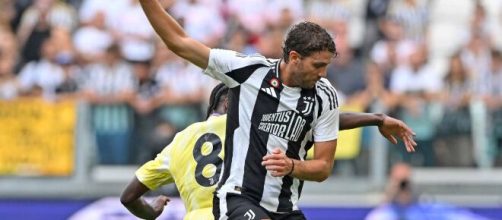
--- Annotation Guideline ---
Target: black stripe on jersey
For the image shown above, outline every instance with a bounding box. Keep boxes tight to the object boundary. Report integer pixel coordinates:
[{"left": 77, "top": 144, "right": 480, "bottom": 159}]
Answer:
[
  {"left": 317, "top": 83, "right": 335, "bottom": 110},
  {"left": 315, "top": 94, "right": 323, "bottom": 119},
  {"left": 277, "top": 88, "right": 316, "bottom": 212},
  {"left": 242, "top": 69, "right": 283, "bottom": 204},
  {"left": 212, "top": 192, "right": 220, "bottom": 219},
  {"left": 324, "top": 82, "right": 339, "bottom": 108},
  {"left": 225, "top": 64, "right": 266, "bottom": 84},
  {"left": 217, "top": 87, "right": 241, "bottom": 188},
  {"left": 298, "top": 138, "right": 314, "bottom": 200},
  {"left": 318, "top": 81, "right": 339, "bottom": 108}
]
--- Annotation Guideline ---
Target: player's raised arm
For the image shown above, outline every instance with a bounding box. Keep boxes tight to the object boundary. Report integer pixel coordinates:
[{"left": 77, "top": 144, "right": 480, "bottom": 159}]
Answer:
[{"left": 139, "top": 0, "right": 210, "bottom": 69}]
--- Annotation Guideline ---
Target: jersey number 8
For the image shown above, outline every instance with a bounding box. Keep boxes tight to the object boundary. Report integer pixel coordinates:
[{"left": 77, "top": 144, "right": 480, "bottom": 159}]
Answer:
[{"left": 193, "top": 133, "right": 223, "bottom": 187}]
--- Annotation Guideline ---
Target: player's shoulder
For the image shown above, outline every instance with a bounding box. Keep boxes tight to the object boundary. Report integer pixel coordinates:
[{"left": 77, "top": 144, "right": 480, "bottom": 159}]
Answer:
[
  {"left": 315, "top": 78, "right": 340, "bottom": 109},
  {"left": 315, "top": 78, "right": 338, "bottom": 95}
]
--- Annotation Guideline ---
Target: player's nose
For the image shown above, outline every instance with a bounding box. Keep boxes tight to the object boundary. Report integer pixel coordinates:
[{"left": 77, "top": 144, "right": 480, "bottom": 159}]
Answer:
[{"left": 318, "top": 69, "right": 327, "bottom": 78}]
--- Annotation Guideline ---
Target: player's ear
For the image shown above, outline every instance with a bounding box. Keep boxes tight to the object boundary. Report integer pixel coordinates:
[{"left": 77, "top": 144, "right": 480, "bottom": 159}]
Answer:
[{"left": 289, "top": 51, "right": 301, "bottom": 64}]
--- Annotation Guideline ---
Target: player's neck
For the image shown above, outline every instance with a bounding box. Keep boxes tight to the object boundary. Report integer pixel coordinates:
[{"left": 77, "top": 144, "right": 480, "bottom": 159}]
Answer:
[{"left": 279, "top": 60, "right": 298, "bottom": 87}]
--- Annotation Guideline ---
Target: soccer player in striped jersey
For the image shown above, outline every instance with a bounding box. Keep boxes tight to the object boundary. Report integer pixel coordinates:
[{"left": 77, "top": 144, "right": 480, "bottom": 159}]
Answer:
[{"left": 138, "top": 1, "right": 416, "bottom": 219}]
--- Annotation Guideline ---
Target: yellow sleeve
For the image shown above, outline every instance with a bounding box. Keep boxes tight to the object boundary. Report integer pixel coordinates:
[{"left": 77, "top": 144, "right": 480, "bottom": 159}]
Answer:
[{"left": 135, "top": 143, "right": 175, "bottom": 190}]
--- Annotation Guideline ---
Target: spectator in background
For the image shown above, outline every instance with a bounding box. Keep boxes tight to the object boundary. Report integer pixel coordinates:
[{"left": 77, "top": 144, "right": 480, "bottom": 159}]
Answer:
[
  {"left": 255, "top": 26, "right": 285, "bottom": 59},
  {"left": 0, "top": 0, "right": 15, "bottom": 30},
  {"left": 170, "top": 0, "right": 226, "bottom": 48},
  {"left": 481, "top": 50, "right": 502, "bottom": 111},
  {"left": 366, "top": 163, "right": 490, "bottom": 220},
  {"left": 221, "top": 26, "right": 257, "bottom": 55},
  {"left": 434, "top": 53, "right": 474, "bottom": 166},
  {"left": 73, "top": 11, "right": 113, "bottom": 64},
  {"left": 17, "top": 0, "right": 77, "bottom": 63},
  {"left": 390, "top": 44, "right": 442, "bottom": 166},
  {"left": 113, "top": 0, "right": 156, "bottom": 62},
  {"left": 387, "top": 0, "right": 428, "bottom": 41},
  {"left": 326, "top": 20, "right": 370, "bottom": 108},
  {"left": 370, "top": 16, "right": 417, "bottom": 87},
  {"left": 461, "top": 32, "right": 491, "bottom": 97},
  {"left": 81, "top": 44, "right": 135, "bottom": 165},
  {"left": 78, "top": 0, "right": 129, "bottom": 28},
  {"left": 153, "top": 44, "right": 206, "bottom": 131},
  {"left": 0, "top": 31, "right": 19, "bottom": 100},
  {"left": 17, "top": 37, "right": 65, "bottom": 100},
  {"left": 483, "top": 50, "right": 502, "bottom": 166},
  {"left": 130, "top": 60, "right": 172, "bottom": 163},
  {"left": 363, "top": 0, "right": 392, "bottom": 54},
  {"left": 306, "top": 0, "right": 366, "bottom": 50}
]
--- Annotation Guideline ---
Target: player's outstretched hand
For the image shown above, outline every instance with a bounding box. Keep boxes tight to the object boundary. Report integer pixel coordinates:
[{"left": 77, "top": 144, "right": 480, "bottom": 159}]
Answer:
[
  {"left": 151, "top": 195, "right": 170, "bottom": 218},
  {"left": 378, "top": 115, "right": 417, "bottom": 152},
  {"left": 262, "top": 148, "right": 294, "bottom": 177}
]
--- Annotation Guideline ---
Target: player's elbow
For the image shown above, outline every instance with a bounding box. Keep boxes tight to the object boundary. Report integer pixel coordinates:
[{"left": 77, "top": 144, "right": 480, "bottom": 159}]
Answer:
[
  {"left": 314, "top": 171, "right": 330, "bottom": 182},
  {"left": 313, "top": 162, "right": 332, "bottom": 182},
  {"left": 120, "top": 192, "right": 136, "bottom": 207}
]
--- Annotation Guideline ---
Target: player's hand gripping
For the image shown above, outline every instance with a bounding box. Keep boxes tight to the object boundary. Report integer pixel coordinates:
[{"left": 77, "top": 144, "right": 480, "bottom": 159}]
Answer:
[
  {"left": 262, "top": 148, "right": 294, "bottom": 177},
  {"left": 378, "top": 115, "right": 417, "bottom": 152},
  {"left": 151, "top": 195, "right": 170, "bottom": 218}
]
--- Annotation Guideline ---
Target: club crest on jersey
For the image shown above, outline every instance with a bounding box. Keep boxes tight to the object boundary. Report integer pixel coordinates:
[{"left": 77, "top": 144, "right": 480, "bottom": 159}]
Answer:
[
  {"left": 269, "top": 78, "right": 280, "bottom": 88},
  {"left": 301, "top": 96, "right": 314, "bottom": 115}
]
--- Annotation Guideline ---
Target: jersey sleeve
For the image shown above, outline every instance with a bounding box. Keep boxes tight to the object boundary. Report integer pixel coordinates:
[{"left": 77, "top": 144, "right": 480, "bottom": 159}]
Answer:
[
  {"left": 313, "top": 79, "right": 340, "bottom": 142},
  {"left": 203, "top": 49, "right": 271, "bottom": 88},
  {"left": 135, "top": 144, "right": 175, "bottom": 190}
]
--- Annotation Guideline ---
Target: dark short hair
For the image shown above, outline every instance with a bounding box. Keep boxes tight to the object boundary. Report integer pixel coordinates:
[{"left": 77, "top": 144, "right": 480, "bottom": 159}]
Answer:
[
  {"left": 282, "top": 21, "right": 337, "bottom": 62},
  {"left": 206, "top": 83, "right": 229, "bottom": 119}
]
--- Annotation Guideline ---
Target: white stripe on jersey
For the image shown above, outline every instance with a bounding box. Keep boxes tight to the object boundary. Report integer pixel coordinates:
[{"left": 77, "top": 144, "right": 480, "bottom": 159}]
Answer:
[
  {"left": 259, "top": 96, "right": 293, "bottom": 211},
  {"left": 218, "top": 66, "right": 270, "bottom": 196}
]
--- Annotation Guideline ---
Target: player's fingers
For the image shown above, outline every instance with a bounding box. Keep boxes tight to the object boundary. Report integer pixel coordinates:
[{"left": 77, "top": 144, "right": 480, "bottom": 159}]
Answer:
[
  {"left": 401, "top": 124, "right": 415, "bottom": 136},
  {"left": 265, "top": 165, "right": 285, "bottom": 172},
  {"left": 402, "top": 134, "right": 415, "bottom": 152},
  {"left": 384, "top": 133, "right": 397, "bottom": 144},
  {"left": 406, "top": 135, "right": 417, "bottom": 152},
  {"left": 262, "top": 159, "right": 287, "bottom": 167},
  {"left": 409, "top": 135, "right": 417, "bottom": 146},
  {"left": 263, "top": 153, "right": 284, "bottom": 161}
]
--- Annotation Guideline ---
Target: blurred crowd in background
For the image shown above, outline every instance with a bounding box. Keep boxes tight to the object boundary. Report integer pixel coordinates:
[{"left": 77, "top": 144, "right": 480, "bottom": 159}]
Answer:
[{"left": 0, "top": 0, "right": 501, "bottom": 171}]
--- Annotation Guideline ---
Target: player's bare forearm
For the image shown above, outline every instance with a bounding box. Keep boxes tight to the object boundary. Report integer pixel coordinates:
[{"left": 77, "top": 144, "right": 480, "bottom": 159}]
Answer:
[
  {"left": 122, "top": 197, "right": 159, "bottom": 220},
  {"left": 290, "top": 158, "right": 333, "bottom": 182},
  {"left": 339, "top": 112, "right": 384, "bottom": 130},
  {"left": 120, "top": 177, "right": 158, "bottom": 219},
  {"left": 138, "top": 0, "right": 209, "bottom": 68},
  {"left": 290, "top": 140, "right": 337, "bottom": 182},
  {"left": 262, "top": 147, "right": 334, "bottom": 182}
]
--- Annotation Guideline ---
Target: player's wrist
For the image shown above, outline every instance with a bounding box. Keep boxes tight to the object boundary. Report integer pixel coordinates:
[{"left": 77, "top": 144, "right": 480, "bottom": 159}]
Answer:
[
  {"left": 286, "top": 158, "right": 295, "bottom": 176},
  {"left": 375, "top": 113, "right": 386, "bottom": 127}
]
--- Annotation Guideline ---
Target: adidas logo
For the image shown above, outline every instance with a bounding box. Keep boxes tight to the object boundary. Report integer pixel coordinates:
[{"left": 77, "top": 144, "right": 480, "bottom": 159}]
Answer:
[{"left": 261, "top": 87, "right": 277, "bottom": 98}]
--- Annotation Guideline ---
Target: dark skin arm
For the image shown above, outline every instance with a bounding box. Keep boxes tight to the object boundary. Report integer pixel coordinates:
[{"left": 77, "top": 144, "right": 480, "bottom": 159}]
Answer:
[
  {"left": 339, "top": 112, "right": 416, "bottom": 152},
  {"left": 120, "top": 177, "right": 170, "bottom": 220}
]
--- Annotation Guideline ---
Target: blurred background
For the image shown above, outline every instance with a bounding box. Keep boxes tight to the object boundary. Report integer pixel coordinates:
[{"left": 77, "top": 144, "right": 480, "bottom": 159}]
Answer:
[{"left": 0, "top": 0, "right": 501, "bottom": 219}]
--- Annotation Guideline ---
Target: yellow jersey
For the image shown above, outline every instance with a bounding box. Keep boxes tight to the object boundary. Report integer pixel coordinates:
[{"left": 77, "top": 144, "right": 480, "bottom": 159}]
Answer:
[{"left": 135, "top": 115, "right": 226, "bottom": 220}]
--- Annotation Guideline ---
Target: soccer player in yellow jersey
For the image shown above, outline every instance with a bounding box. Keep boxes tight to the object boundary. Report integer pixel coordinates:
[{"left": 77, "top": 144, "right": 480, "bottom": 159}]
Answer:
[
  {"left": 120, "top": 84, "right": 416, "bottom": 220},
  {"left": 121, "top": 83, "right": 229, "bottom": 220}
]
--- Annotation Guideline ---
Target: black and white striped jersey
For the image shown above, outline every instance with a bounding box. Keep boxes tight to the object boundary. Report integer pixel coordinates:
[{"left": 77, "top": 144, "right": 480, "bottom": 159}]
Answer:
[{"left": 204, "top": 49, "right": 340, "bottom": 214}]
